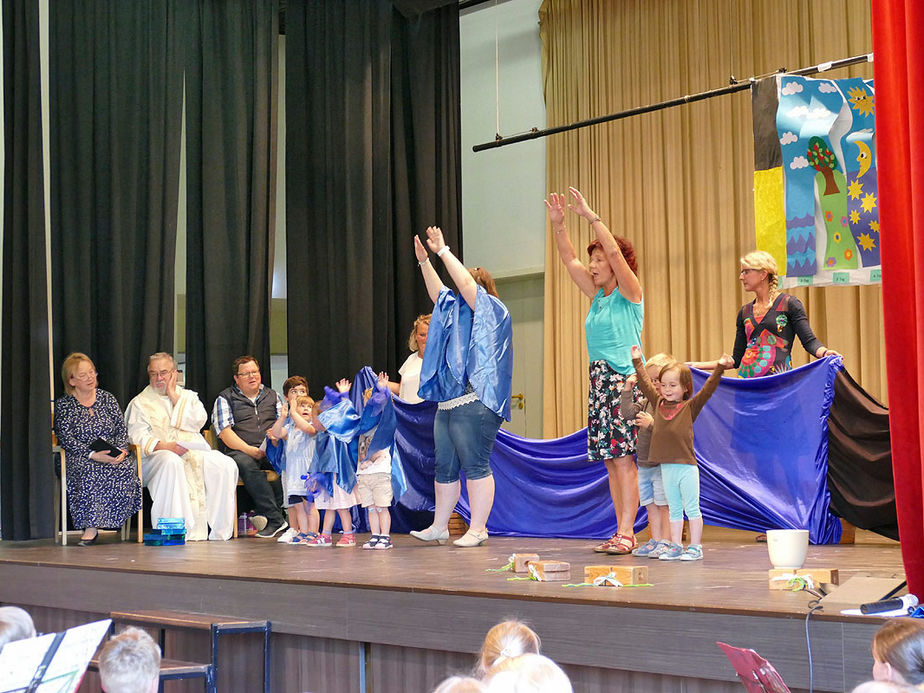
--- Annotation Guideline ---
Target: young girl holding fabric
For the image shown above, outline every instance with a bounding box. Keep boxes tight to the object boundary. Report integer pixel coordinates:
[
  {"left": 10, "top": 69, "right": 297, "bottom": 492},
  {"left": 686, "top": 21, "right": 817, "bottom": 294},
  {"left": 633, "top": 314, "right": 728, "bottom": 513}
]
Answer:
[{"left": 630, "top": 345, "right": 733, "bottom": 561}]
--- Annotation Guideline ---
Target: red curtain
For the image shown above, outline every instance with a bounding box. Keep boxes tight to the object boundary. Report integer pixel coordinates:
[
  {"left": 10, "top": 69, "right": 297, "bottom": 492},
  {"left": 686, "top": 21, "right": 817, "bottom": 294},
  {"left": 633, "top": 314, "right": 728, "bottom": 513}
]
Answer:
[{"left": 872, "top": 0, "right": 924, "bottom": 595}]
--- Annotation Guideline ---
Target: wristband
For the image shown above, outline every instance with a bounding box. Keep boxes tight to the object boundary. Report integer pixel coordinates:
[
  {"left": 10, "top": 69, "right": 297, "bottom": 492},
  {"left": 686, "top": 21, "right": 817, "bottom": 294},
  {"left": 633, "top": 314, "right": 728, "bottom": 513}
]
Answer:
[
  {"left": 590, "top": 216, "right": 601, "bottom": 224},
  {"left": 437, "top": 246, "right": 450, "bottom": 258},
  {"left": 418, "top": 258, "right": 430, "bottom": 267}
]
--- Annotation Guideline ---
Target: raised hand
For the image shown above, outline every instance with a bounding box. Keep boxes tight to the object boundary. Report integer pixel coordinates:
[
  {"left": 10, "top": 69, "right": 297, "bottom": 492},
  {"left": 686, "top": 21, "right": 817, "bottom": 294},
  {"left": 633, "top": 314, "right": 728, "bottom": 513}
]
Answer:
[
  {"left": 414, "top": 234, "right": 429, "bottom": 263},
  {"left": 567, "top": 187, "right": 596, "bottom": 220},
  {"left": 626, "top": 374, "right": 637, "bottom": 386},
  {"left": 718, "top": 353, "right": 734, "bottom": 369},
  {"left": 544, "top": 192, "right": 566, "bottom": 226},
  {"left": 335, "top": 378, "right": 351, "bottom": 394},
  {"left": 424, "top": 226, "right": 447, "bottom": 255},
  {"left": 377, "top": 371, "right": 390, "bottom": 387},
  {"left": 631, "top": 345, "right": 643, "bottom": 360}
]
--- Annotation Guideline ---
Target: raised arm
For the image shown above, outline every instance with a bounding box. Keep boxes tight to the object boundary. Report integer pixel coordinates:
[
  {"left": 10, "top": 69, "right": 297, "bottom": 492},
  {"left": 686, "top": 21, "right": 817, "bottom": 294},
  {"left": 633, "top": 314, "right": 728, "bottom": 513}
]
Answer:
[
  {"left": 415, "top": 234, "right": 445, "bottom": 304},
  {"left": 423, "top": 226, "right": 479, "bottom": 309},
  {"left": 545, "top": 192, "right": 596, "bottom": 298},
  {"left": 568, "top": 187, "right": 642, "bottom": 303},
  {"left": 630, "top": 345, "right": 659, "bottom": 404}
]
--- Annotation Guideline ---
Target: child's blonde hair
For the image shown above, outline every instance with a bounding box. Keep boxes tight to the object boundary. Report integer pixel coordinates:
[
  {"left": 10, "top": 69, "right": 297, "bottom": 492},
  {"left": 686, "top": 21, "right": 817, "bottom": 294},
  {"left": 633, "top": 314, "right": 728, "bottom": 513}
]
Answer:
[
  {"left": 645, "top": 352, "right": 674, "bottom": 371},
  {"left": 659, "top": 361, "right": 694, "bottom": 400},
  {"left": 476, "top": 619, "right": 541, "bottom": 677},
  {"left": 295, "top": 395, "right": 315, "bottom": 410}
]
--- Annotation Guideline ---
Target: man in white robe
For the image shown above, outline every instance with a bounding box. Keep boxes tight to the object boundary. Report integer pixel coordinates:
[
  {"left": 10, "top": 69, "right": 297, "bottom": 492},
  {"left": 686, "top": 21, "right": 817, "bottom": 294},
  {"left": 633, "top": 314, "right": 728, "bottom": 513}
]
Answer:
[{"left": 125, "top": 352, "right": 238, "bottom": 540}]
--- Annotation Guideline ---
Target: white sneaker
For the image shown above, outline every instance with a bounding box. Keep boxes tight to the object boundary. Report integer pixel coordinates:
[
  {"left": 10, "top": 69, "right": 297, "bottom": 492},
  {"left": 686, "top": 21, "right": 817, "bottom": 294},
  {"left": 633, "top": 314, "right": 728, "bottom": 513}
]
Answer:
[{"left": 276, "top": 527, "right": 297, "bottom": 543}]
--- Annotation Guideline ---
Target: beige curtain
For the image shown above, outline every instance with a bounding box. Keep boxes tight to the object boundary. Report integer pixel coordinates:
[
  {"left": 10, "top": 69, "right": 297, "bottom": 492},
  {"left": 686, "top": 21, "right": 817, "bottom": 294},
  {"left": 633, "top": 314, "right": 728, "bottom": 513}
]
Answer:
[{"left": 539, "top": 0, "right": 883, "bottom": 438}]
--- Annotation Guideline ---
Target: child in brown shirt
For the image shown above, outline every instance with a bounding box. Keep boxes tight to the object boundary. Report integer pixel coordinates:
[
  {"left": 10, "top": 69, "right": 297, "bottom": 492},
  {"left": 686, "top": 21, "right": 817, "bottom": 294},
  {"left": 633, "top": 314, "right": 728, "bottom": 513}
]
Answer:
[{"left": 630, "top": 345, "right": 734, "bottom": 561}]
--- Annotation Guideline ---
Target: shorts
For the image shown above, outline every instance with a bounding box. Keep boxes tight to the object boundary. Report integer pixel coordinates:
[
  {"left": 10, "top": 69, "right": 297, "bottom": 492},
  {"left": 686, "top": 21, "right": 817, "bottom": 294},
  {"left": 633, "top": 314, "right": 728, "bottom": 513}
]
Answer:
[
  {"left": 637, "top": 465, "right": 667, "bottom": 507},
  {"left": 355, "top": 472, "right": 394, "bottom": 508},
  {"left": 433, "top": 399, "right": 502, "bottom": 483},
  {"left": 287, "top": 494, "right": 308, "bottom": 507},
  {"left": 587, "top": 360, "right": 640, "bottom": 461}
]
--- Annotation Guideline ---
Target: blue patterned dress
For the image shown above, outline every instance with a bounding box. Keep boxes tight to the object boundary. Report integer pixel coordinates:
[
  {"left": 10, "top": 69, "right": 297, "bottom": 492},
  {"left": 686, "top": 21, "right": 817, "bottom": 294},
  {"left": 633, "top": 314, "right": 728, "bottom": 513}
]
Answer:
[{"left": 53, "top": 389, "right": 142, "bottom": 529}]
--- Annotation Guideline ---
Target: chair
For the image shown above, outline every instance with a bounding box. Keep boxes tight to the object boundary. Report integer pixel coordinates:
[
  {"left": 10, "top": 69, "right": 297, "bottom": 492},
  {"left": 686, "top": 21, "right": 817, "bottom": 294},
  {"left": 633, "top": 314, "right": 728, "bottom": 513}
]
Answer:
[
  {"left": 52, "top": 431, "right": 144, "bottom": 545},
  {"left": 202, "top": 428, "right": 279, "bottom": 538}
]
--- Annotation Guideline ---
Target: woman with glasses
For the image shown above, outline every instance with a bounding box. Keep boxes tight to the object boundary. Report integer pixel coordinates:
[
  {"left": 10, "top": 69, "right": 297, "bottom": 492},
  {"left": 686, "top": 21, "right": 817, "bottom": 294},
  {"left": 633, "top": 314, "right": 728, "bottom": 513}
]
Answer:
[
  {"left": 53, "top": 352, "right": 142, "bottom": 545},
  {"left": 692, "top": 250, "right": 840, "bottom": 377}
]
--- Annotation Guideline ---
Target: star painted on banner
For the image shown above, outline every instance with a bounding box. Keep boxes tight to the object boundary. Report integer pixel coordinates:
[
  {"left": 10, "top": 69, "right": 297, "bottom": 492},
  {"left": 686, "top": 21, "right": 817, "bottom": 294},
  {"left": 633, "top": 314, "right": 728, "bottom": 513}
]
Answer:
[
  {"left": 849, "top": 209, "right": 861, "bottom": 225},
  {"left": 847, "top": 179, "right": 864, "bottom": 200},
  {"left": 858, "top": 233, "right": 876, "bottom": 251},
  {"left": 870, "top": 220, "right": 880, "bottom": 233},
  {"left": 861, "top": 192, "right": 878, "bottom": 213}
]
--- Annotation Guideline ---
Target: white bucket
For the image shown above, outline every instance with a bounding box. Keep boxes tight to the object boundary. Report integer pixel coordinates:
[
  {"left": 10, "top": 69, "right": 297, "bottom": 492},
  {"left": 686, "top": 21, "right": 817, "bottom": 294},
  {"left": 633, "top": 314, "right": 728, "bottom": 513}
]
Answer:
[{"left": 766, "top": 529, "right": 810, "bottom": 570}]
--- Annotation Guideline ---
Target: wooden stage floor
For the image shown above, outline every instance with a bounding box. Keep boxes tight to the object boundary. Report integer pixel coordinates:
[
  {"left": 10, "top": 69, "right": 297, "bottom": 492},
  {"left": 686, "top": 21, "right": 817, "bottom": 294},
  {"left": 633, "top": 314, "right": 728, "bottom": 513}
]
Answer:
[{"left": 0, "top": 526, "right": 904, "bottom": 692}]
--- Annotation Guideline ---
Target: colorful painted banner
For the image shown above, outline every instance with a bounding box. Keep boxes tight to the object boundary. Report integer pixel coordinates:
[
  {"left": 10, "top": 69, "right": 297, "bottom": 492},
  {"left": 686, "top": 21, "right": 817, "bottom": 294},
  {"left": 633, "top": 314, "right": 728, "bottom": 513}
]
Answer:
[{"left": 753, "top": 75, "right": 879, "bottom": 287}]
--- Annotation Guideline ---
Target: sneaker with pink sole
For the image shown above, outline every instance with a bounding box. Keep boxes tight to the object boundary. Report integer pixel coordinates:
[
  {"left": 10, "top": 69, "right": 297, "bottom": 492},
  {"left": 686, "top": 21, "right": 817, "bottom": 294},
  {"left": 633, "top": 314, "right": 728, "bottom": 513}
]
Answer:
[
  {"left": 336, "top": 533, "right": 356, "bottom": 547},
  {"left": 305, "top": 533, "right": 332, "bottom": 547}
]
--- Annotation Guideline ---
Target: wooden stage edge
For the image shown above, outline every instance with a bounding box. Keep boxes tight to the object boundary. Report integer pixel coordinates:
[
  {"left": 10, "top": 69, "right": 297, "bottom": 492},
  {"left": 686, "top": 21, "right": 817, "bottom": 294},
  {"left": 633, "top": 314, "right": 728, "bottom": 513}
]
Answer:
[{"left": 0, "top": 526, "right": 904, "bottom": 693}]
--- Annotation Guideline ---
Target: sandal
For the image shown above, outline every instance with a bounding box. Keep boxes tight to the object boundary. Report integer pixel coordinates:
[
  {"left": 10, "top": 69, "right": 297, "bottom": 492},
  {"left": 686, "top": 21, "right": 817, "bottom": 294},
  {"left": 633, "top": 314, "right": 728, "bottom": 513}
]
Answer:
[
  {"left": 605, "top": 533, "right": 637, "bottom": 555},
  {"left": 593, "top": 533, "right": 619, "bottom": 553}
]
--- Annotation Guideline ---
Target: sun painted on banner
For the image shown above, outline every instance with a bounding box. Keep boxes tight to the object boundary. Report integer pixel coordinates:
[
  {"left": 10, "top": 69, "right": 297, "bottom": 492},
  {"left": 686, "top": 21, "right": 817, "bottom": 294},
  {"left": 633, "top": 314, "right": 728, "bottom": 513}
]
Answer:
[{"left": 752, "top": 75, "right": 879, "bottom": 288}]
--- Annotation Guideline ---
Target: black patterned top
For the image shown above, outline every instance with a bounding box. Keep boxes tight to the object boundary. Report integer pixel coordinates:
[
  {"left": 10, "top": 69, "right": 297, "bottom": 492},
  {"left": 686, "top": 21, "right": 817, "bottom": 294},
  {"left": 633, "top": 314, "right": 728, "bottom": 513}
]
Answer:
[{"left": 732, "top": 293, "right": 823, "bottom": 378}]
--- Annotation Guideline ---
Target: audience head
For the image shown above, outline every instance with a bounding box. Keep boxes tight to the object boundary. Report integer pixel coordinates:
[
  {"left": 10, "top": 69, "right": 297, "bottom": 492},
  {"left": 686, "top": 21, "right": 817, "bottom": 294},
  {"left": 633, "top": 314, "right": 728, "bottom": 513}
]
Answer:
[
  {"left": 232, "top": 355, "right": 262, "bottom": 395},
  {"left": 432, "top": 676, "right": 486, "bottom": 693},
  {"left": 468, "top": 267, "right": 499, "bottom": 298},
  {"left": 409, "top": 314, "right": 432, "bottom": 355},
  {"left": 0, "top": 606, "right": 36, "bottom": 649},
  {"left": 61, "top": 352, "right": 97, "bottom": 396},
  {"left": 587, "top": 236, "right": 638, "bottom": 277},
  {"left": 98, "top": 627, "right": 161, "bottom": 693},
  {"left": 852, "top": 681, "right": 917, "bottom": 693},
  {"left": 658, "top": 361, "right": 694, "bottom": 402},
  {"left": 283, "top": 375, "right": 309, "bottom": 399},
  {"left": 147, "top": 352, "right": 178, "bottom": 395},
  {"left": 477, "top": 619, "right": 542, "bottom": 677},
  {"left": 484, "top": 653, "right": 572, "bottom": 693},
  {"left": 871, "top": 619, "right": 924, "bottom": 686}
]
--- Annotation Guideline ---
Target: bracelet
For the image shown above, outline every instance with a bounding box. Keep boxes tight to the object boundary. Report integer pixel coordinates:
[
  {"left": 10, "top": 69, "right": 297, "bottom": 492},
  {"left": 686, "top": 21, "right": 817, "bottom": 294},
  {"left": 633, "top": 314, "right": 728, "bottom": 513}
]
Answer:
[
  {"left": 590, "top": 216, "right": 601, "bottom": 224},
  {"left": 418, "top": 258, "right": 430, "bottom": 267},
  {"left": 437, "top": 246, "right": 450, "bottom": 257}
]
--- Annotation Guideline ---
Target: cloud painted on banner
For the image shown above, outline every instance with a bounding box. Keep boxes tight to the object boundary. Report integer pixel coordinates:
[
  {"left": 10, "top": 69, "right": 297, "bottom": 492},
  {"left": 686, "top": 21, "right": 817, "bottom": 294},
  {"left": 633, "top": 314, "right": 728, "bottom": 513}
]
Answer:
[
  {"left": 818, "top": 82, "right": 838, "bottom": 93},
  {"left": 790, "top": 156, "right": 810, "bottom": 170},
  {"left": 781, "top": 81, "right": 804, "bottom": 95},
  {"left": 786, "top": 105, "right": 834, "bottom": 120},
  {"left": 780, "top": 131, "right": 798, "bottom": 145}
]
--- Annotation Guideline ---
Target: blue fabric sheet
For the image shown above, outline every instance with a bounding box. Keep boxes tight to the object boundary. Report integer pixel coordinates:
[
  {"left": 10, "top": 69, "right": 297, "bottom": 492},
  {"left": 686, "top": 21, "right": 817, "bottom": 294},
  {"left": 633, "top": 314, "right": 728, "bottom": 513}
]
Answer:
[{"left": 390, "top": 357, "right": 843, "bottom": 544}]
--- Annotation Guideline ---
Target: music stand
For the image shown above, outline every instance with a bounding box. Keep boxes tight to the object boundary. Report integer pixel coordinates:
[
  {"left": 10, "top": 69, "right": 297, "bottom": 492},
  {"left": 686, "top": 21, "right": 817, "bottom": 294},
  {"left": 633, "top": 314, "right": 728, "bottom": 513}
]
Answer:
[{"left": 717, "top": 641, "right": 792, "bottom": 693}]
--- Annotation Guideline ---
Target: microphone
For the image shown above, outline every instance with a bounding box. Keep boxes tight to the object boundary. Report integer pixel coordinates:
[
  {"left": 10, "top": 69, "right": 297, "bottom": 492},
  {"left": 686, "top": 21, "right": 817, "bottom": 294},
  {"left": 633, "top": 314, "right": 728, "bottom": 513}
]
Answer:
[{"left": 860, "top": 594, "right": 919, "bottom": 615}]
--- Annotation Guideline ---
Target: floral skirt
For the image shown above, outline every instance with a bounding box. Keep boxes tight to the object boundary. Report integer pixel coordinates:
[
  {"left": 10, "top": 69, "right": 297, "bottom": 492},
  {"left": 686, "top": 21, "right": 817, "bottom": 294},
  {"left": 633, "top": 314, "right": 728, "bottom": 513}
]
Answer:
[{"left": 587, "top": 360, "right": 641, "bottom": 462}]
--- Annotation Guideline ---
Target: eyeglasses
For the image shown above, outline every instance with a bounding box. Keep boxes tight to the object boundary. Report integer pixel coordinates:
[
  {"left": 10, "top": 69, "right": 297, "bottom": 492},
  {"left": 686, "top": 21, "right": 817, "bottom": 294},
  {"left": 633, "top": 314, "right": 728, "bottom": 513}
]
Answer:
[
  {"left": 237, "top": 371, "right": 260, "bottom": 378},
  {"left": 72, "top": 370, "right": 97, "bottom": 381},
  {"left": 148, "top": 369, "right": 174, "bottom": 379},
  {"left": 739, "top": 268, "right": 761, "bottom": 275}
]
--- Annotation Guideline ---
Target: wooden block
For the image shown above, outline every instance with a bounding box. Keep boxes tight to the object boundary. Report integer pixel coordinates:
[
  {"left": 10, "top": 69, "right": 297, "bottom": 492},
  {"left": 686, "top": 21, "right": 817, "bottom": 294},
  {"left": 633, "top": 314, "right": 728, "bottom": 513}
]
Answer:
[
  {"left": 526, "top": 560, "right": 571, "bottom": 582},
  {"left": 513, "top": 553, "right": 540, "bottom": 573},
  {"left": 768, "top": 568, "right": 839, "bottom": 590},
  {"left": 584, "top": 565, "right": 649, "bottom": 585}
]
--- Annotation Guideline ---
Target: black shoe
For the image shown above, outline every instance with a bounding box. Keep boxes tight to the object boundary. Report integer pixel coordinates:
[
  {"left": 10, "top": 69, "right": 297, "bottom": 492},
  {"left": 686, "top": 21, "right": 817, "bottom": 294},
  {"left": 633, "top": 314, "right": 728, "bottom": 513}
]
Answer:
[
  {"left": 256, "top": 520, "right": 288, "bottom": 539},
  {"left": 78, "top": 532, "right": 98, "bottom": 547}
]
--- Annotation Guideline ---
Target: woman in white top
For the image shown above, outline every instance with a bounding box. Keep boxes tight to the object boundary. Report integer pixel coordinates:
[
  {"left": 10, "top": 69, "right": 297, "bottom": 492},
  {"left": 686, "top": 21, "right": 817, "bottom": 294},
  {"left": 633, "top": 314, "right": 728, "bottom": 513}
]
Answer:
[{"left": 389, "top": 314, "right": 431, "bottom": 403}]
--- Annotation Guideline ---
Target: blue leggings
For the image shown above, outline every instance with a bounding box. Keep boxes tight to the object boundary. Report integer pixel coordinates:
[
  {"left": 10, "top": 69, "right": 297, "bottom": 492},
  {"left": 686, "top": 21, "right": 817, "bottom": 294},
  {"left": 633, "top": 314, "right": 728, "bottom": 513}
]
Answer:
[{"left": 659, "top": 463, "right": 701, "bottom": 522}]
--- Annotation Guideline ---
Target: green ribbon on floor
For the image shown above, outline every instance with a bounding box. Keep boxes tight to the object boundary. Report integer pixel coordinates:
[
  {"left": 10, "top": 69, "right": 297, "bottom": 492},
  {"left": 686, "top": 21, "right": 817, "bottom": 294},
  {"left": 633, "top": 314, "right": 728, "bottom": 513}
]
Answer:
[{"left": 486, "top": 554, "right": 516, "bottom": 572}]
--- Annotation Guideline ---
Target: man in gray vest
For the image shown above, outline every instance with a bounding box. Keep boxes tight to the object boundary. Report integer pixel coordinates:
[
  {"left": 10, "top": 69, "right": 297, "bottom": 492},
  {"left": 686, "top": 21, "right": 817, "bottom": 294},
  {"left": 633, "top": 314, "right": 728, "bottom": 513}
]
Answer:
[{"left": 212, "top": 355, "right": 288, "bottom": 537}]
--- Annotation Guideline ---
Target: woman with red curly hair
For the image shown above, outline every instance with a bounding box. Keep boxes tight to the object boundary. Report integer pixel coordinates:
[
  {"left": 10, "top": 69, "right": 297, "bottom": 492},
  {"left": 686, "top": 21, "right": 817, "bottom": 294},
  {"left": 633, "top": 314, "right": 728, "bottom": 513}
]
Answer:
[{"left": 545, "top": 187, "right": 644, "bottom": 555}]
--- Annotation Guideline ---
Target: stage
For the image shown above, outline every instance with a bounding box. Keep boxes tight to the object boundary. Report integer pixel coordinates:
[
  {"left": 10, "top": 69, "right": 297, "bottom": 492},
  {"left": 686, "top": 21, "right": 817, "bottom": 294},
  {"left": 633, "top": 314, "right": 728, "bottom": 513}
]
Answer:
[{"left": 0, "top": 527, "right": 903, "bottom": 692}]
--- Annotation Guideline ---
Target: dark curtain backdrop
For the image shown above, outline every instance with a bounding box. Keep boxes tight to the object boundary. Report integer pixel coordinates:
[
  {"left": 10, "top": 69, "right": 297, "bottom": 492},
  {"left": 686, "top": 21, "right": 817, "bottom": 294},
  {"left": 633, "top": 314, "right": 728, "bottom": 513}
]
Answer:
[
  {"left": 184, "top": 0, "right": 278, "bottom": 407},
  {"left": 285, "top": 0, "right": 462, "bottom": 393},
  {"left": 49, "top": 0, "right": 184, "bottom": 407},
  {"left": 1, "top": 0, "right": 54, "bottom": 540},
  {"left": 872, "top": 0, "right": 924, "bottom": 595}
]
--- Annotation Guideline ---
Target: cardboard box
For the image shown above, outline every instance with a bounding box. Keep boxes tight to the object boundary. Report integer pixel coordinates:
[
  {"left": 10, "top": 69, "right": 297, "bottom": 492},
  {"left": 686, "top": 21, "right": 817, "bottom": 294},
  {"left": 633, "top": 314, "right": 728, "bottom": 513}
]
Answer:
[
  {"left": 526, "top": 560, "right": 571, "bottom": 582},
  {"left": 513, "top": 553, "right": 541, "bottom": 573},
  {"left": 584, "top": 565, "right": 648, "bottom": 585}
]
